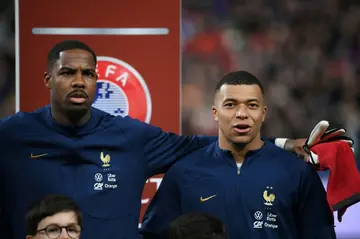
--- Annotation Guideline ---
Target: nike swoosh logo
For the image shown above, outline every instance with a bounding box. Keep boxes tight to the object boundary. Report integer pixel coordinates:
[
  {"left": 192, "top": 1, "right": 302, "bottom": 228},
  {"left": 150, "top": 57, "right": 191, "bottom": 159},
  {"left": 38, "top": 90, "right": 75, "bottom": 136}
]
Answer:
[
  {"left": 200, "top": 194, "right": 217, "bottom": 202},
  {"left": 30, "top": 153, "right": 48, "bottom": 159}
]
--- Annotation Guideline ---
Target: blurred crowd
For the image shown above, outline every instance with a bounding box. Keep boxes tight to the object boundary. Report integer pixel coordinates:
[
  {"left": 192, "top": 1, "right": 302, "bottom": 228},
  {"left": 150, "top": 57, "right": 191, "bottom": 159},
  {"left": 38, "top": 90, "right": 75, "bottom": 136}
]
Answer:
[
  {"left": 0, "top": 0, "right": 14, "bottom": 117},
  {"left": 0, "top": 0, "right": 359, "bottom": 159},
  {"left": 181, "top": 0, "right": 360, "bottom": 160}
]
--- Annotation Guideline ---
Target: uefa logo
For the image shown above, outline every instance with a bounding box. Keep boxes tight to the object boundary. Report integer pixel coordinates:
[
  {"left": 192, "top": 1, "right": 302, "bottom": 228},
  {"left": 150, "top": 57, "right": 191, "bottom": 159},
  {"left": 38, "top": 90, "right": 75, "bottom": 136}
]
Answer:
[{"left": 94, "top": 56, "right": 152, "bottom": 123}]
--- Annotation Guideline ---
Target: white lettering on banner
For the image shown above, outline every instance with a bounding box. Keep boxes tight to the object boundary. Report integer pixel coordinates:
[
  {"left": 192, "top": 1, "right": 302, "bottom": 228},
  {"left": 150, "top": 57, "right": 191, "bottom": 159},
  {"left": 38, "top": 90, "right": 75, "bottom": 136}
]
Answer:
[
  {"left": 105, "top": 65, "right": 116, "bottom": 78},
  {"left": 116, "top": 72, "right": 128, "bottom": 86},
  {"left": 141, "top": 178, "right": 163, "bottom": 204},
  {"left": 97, "top": 64, "right": 128, "bottom": 87},
  {"left": 253, "top": 221, "right": 263, "bottom": 229}
]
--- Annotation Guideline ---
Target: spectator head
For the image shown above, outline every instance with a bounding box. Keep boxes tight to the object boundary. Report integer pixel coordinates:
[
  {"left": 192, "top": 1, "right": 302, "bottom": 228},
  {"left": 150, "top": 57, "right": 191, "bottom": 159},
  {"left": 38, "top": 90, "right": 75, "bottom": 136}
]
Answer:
[
  {"left": 25, "top": 194, "right": 82, "bottom": 239},
  {"left": 167, "top": 212, "right": 226, "bottom": 239}
]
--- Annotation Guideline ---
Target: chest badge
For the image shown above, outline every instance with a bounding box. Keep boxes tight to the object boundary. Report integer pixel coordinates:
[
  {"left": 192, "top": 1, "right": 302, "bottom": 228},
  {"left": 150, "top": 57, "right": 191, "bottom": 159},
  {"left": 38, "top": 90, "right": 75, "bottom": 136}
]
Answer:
[
  {"left": 263, "top": 186, "right": 276, "bottom": 206},
  {"left": 100, "top": 152, "right": 111, "bottom": 168}
]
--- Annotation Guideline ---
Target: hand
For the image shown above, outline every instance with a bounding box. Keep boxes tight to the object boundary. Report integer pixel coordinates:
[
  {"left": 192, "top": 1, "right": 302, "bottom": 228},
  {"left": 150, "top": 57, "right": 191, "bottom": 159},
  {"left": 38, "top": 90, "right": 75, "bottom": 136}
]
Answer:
[{"left": 284, "top": 138, "right": 310, "bottom": 162}]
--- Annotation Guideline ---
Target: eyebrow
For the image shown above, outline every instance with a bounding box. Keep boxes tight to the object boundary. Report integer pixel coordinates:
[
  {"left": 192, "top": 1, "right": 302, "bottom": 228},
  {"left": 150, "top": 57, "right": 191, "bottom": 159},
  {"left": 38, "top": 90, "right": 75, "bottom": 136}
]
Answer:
[
  {"left": 223, "top": 98, "right": 260, "bottom": 103},
  {"left": 58, "top": 66, "right": 96, "bottom": 72}
]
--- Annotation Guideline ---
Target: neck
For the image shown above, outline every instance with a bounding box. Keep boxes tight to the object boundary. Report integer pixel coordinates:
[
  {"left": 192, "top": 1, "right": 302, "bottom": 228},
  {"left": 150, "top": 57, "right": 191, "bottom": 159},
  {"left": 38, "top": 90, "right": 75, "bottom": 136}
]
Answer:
[
  {"left": 51, "top": 104, "right": 91, "bottom": 125},
  {"left": 218, "top": 133, "right": 264, "bottom": 164}
]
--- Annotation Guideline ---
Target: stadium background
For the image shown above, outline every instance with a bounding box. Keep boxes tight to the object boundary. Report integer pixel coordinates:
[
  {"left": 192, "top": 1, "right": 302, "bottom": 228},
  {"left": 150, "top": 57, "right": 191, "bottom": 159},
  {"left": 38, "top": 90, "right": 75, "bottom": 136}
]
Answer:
[{"left": 0, "top": 0, "right": 359, "bottom": 238}]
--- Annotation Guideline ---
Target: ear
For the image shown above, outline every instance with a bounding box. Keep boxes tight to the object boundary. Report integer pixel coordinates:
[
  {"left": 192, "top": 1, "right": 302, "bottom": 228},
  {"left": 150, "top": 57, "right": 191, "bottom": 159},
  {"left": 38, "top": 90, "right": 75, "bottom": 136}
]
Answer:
[
  {"left": 262, "top": 105, "right": 267, "bottom": 122},
  {"left": 44, "top": 72, "right": 52, "bottom": 89},
  {"left": 26, "top": 235, "right": 33, "bottom": 239},
  {"left": 212, "top": 105, "right": 218, "bottom": 122}
]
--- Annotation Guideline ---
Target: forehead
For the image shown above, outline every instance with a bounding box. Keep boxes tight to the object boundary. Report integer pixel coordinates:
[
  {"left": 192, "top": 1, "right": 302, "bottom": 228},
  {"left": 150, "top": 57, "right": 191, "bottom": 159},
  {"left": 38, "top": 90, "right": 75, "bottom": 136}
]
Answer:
[
  {"left": 37, "top": 211, "right": 78, "bottom": 229},
  {"left": 57, "top": 49, "right": 95, "bottom": 68},
  {"left": 217, "top": 84, "right": 263, "bottom": 101}
]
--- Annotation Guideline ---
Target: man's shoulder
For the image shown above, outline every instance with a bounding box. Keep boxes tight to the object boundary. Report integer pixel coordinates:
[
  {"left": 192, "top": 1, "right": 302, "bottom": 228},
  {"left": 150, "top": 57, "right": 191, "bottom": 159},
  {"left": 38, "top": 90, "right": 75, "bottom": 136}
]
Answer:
[
  {"left": 0, "top": 106, "right": 48, "bottom": 131},
  {"left": 263, "top": 141, "right": 311, "bottom": 173},
  {"left": 171, "top": 142, "right": 216, "bottom": 170}
]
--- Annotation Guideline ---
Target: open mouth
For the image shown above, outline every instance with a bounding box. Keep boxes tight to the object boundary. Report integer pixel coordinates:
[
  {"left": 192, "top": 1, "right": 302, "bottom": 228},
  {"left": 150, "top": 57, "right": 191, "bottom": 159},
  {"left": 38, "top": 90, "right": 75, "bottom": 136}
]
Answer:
[{"left": 233, "top": 124, "right": 251, "bottom": 134}]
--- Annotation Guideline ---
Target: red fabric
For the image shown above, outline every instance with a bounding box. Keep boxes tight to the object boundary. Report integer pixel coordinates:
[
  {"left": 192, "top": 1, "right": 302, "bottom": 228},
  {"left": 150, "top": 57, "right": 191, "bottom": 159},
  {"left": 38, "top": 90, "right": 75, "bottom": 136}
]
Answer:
[{"left": 311, "top": 141, "right": 360, "bottom": 221}]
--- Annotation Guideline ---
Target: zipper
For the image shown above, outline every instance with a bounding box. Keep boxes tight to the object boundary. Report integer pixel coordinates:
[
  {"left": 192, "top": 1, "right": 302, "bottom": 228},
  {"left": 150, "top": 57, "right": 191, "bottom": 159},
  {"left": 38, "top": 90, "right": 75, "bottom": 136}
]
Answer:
[{"left": 237, "top": 165, "right": 241, "bottom": 175}]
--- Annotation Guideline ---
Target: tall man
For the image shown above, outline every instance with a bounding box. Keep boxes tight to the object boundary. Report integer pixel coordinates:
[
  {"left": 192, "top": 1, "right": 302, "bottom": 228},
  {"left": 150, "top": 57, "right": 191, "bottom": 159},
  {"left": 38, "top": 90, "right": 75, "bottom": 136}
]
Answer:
[
  {"left": 0, "top": 40, "right": 316, "bottom": 238},
  {"left": 140, "top": 71, "right": 336, "bottom": 239}
]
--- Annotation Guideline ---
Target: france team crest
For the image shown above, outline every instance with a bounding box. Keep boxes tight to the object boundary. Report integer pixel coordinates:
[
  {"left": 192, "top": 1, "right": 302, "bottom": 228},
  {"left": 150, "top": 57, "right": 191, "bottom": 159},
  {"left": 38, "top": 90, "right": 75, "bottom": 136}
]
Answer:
[{"left": 94, "top": 56, "right": 152, "bottom": 123}]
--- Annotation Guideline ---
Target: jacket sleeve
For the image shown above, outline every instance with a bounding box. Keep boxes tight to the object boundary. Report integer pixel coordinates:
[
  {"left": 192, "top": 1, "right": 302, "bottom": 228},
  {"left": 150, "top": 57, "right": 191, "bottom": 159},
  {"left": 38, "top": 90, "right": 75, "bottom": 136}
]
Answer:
[
  {"left": 140, "top": 168, "right": 182, "bottom": 239},
  {"left": 140, "top": 120, "right": 216, "bottom": 177},
  {"left": 296, "top": 163, "right": 336, "bottom": 239}
]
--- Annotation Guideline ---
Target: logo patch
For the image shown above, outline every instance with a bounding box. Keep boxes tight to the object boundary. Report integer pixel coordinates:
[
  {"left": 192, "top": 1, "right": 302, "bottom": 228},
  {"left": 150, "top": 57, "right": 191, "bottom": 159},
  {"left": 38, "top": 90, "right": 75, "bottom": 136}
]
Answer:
[{"left": 94, "top": 56, "right": 152, "bottom": 123}]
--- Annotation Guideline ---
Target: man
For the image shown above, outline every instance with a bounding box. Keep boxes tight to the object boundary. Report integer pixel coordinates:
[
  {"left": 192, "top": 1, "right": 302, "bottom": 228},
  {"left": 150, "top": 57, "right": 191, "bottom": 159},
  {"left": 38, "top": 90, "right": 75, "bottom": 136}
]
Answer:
[
  {"left": 26, "top": 194, "right": 82, "bottom": 239},
  {"left": 0, "top": 40, "right": 312, "bottom": 238},
  {"left": 167, "top": 213, "right": 227, "bottom": 239},
  {"left": 140, "top": 71, "right": 336, "bottom": 239}
]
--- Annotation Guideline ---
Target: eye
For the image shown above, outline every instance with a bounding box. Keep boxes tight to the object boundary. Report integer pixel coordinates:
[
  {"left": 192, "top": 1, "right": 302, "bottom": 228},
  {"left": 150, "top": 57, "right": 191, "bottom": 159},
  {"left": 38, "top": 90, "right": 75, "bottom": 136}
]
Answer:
[
  {"left": 61, "top": 71, "right": 73, "bottom": 76},
  {"left": 84, "top": 71, "right": 95, "bottom": 77},
  {"left": 224, "top": 102, "right": 234, "bottom": 108},
  {"left": 248, "top": 103, "right": 258, "bottom": 108}
]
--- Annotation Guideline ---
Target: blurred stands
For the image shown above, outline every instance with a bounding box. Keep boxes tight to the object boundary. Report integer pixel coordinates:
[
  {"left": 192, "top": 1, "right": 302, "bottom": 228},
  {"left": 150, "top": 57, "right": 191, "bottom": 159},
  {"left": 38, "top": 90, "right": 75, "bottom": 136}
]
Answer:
[{"left": 181, "top": 0, "right": 360, "bottom": 162}]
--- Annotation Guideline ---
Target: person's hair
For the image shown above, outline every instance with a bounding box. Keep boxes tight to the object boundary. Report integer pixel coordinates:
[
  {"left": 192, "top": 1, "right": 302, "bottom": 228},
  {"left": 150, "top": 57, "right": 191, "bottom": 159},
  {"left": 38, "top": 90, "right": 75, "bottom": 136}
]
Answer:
[
  {"left": 167, "top": 213, "right": 227, "bottom": 239},
  {"left": 215, "top": 70, "right": 264, "bottom": 95},
  {"left": 47, "top": 39, "right": 97, "bottom": 70},
  {"left": 25, "top": 194, "right": 82, "bottom": 236}
]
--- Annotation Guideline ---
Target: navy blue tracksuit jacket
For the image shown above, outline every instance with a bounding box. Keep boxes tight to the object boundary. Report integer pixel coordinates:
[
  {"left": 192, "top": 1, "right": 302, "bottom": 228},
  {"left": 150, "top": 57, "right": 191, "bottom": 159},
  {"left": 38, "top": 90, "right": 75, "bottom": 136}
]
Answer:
[
  {"left": 0, "top": 105, "right": 216, "bottom": 239},
  {"left": 140, "top": 141, "right": 336, "bottom": 239}
]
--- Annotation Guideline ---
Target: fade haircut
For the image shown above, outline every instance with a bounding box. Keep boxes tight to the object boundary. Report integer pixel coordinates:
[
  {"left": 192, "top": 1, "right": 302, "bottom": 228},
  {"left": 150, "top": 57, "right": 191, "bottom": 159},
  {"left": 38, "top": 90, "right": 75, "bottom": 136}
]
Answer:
[
  {"left": 167, "top": 213, "right": 227, "bottom": 239},
  {"left": 215, "top": 70, "right": 264, "bottom": 96},
  {"left": 47, "top": 40, "right": 97, "bottom": 71},
  {"left": 25, "top": 194, "right": 83, "bottom": 236}
]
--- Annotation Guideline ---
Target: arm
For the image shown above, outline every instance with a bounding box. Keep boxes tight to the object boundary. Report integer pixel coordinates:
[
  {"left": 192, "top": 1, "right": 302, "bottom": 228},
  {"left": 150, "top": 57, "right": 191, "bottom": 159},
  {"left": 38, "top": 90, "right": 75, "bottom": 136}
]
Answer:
[
  {"left": 140, "top": 169, "right": 182, "bottom": 239},
  {"left": 296, "top": 163, "right": 336, "bottom": 239},
  {"left": 139, "top": 119, "right": 216, "bottom": 177}
]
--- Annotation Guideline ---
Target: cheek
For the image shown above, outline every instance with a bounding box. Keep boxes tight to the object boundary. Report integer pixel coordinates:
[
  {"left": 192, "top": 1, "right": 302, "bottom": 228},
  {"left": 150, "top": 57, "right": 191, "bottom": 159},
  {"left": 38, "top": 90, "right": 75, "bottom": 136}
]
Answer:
[
  {"left": 88, "top": 83, "right": 97, "bottom": 96},
  {"left": 252, "top": 112, "right": 265, "bottom": 124},
  {"left": 217, "top": 113, "right": 233, "bottom": 125}
]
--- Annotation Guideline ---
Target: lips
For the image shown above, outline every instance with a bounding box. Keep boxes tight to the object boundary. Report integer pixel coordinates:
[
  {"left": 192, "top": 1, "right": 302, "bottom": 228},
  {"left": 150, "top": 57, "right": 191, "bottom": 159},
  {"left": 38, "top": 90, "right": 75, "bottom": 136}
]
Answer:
[
  {"left": 68, "top": 91, "right": 88, "bottom": 104},
  {"left": 233, "top": 124, "right": 251, "bottom": 134}
]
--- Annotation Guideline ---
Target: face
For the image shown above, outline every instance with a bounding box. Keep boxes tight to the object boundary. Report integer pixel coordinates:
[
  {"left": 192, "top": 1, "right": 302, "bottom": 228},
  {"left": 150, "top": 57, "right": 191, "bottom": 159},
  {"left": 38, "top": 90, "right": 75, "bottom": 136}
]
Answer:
[
  {"left": 27, "top": 211, "right": 81, "bottom": 239},
  {"left": 212, "top": 84, "right": 267, "bottom": 146},
  {"left": 44, "top": 49, "right": 98, "bottom": 114}
]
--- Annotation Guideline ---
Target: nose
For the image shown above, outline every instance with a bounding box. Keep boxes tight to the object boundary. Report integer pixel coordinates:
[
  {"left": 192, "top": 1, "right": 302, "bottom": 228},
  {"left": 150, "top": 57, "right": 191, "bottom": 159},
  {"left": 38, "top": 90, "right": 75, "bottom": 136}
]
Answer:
[
  {"left": 71, "top": 72, "right": 85, "bottom": 88},
  {"left": 235, "top": 105, "right": 249, "bottom": 119},
  {"left": 58, "top": 228, "right": 70, "bottom": 239}
]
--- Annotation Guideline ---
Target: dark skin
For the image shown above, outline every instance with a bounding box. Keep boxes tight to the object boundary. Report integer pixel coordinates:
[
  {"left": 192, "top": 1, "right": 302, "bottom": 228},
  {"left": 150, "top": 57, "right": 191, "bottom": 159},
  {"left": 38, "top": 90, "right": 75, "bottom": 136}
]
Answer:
[
  {"left": 212, "top": 84, "right": 310, "bottom": 162},
  {"left": 44, "top": 49, "right": 98, "bottom": 125},
  {"left": 212, "top": 84, "right": 267, "bottom": 163}
]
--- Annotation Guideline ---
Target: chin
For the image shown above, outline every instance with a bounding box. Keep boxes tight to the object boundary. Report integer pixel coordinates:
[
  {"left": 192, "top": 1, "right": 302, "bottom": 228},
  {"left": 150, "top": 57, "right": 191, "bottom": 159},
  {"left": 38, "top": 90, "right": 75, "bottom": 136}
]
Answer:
[
  {"left": 231, "top": 135, "right": 252, "bottom": 145},
  {"left": 65, "top": 103, "right": 90, "bottom": 112}
]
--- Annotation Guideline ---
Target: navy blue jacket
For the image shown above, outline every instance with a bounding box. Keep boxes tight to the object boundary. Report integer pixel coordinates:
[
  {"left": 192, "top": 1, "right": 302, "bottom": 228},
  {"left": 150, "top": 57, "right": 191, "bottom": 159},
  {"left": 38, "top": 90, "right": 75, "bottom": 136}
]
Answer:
[
  {"left": 140, "top": 141, "right": 336, "bottom": 239},
  {"left": 0, "top": 106, "right": 216, "bottom": 239}
]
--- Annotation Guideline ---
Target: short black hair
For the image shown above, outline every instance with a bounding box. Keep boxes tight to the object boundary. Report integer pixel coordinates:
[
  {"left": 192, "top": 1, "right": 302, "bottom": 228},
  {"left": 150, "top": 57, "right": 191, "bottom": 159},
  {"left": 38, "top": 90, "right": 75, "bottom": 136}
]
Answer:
[
  {"left": 215, "top": 70, "right": 264, "bottom": 95},
  {"left": 25, "top": 194, "right": 82, "bottom": 236},
  {"left": 47, "top": 39, "right": 97, "bottom": 70},
  {"left": 167, "top": 213, "right": 227, "bottom": 239}
]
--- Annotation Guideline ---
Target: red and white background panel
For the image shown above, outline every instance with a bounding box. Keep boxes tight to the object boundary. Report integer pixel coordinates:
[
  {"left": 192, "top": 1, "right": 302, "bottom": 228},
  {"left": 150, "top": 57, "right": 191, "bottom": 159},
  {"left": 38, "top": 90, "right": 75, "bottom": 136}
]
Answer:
[{"left": 16, "top": 0, "right": 180, "bottom": 221}]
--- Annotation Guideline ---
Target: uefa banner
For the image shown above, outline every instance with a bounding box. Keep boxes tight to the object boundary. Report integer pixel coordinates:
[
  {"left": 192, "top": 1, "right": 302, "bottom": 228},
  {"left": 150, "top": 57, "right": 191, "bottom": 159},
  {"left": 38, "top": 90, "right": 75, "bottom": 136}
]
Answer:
[{"left": 16, "top": 0, "right": 180, "bottom": 220}]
